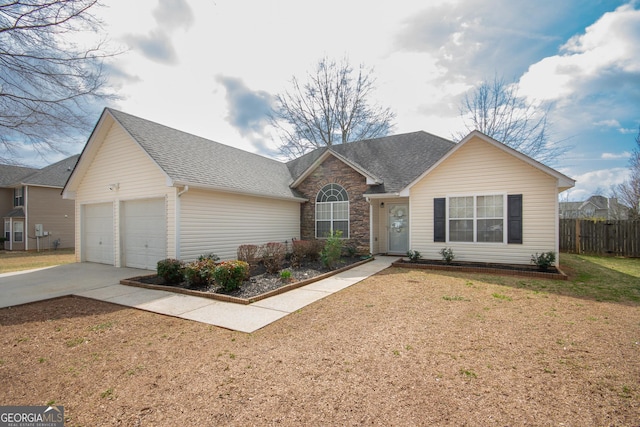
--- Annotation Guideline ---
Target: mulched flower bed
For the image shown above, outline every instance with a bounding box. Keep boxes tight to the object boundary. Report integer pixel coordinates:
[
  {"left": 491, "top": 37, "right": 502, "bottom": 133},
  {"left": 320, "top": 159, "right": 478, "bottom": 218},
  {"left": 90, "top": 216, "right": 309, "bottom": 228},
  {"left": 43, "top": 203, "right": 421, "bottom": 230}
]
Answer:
[
  {"left": 392, "top": 258, "right": 567, "bottom": 280},
  {"left": 122, "top": 257, "right": 372, "bottom": 304}
]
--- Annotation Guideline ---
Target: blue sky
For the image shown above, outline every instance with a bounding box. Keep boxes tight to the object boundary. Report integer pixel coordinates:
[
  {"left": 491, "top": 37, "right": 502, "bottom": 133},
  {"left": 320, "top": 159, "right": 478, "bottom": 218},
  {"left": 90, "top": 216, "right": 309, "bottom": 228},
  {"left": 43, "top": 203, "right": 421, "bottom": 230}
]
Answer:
[{"left": 13, "top": 0, "right": 640, "bottom": 201}]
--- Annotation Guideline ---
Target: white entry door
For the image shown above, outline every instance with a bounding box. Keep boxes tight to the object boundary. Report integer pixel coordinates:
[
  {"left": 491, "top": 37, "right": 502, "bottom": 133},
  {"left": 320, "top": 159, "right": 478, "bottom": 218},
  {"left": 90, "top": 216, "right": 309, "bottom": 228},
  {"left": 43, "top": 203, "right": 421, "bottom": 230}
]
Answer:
[
  {"left": 388, "top": 204, "right": 409, "bottom": 254},
  {"left": 122, "top": 198, "right": 166, "bottom": 270},
  {"left": 83, "top": 203, "right": 114, "bottom": 265}
]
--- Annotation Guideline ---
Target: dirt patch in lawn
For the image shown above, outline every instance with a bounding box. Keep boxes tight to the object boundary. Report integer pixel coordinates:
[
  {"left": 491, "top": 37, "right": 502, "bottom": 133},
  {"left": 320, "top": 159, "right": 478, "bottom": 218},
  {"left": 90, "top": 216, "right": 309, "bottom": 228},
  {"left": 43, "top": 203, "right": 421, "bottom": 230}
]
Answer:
[
  {"left": 1, "top": 257, "right": 639, "bottom": 426},
  {"left": 123, "top": 257, "right": 368, "bottom": 303}
]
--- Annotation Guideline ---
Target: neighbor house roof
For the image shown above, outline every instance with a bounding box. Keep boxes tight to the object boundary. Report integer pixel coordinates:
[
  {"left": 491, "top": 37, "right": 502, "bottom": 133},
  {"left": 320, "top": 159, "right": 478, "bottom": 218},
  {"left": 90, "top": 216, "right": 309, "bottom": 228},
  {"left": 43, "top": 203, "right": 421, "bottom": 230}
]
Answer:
[
  {"left": 18, "top": 155, "right": 79, "bottom": 188},
  {"left": 0, "top": 164, "right": 38, "bottom": 187},
  {"left": 104, "top": 109, "right": 305, "bottom": 200},
  {"left": 288, "top": 131, "right": 457, "bottom": 195}
]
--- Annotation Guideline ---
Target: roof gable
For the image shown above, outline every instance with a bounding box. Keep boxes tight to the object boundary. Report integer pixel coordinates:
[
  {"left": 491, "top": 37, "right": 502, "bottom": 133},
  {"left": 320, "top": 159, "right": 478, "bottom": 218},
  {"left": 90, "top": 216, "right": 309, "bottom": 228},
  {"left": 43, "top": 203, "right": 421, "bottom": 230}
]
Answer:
[
  {"left": 288, "top": 131, "right": 456, "bottom": 194},
  {"left": 65, "top": 109, "right": 305, "bottom": 201},
  {"left": 402, "top": 130, "right": 575, "bottom": 195}
]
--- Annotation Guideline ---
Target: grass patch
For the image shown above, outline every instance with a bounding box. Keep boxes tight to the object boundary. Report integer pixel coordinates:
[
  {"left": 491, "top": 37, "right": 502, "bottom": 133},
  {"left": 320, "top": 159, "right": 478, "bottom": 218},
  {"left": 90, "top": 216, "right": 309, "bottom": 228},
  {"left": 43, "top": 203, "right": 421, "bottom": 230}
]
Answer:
[
  {"left": 0, "top": 249, "right": 75, "bottom": 273},
  {"left": 492, "top": 293, "right": 512, "bottom": 301}
]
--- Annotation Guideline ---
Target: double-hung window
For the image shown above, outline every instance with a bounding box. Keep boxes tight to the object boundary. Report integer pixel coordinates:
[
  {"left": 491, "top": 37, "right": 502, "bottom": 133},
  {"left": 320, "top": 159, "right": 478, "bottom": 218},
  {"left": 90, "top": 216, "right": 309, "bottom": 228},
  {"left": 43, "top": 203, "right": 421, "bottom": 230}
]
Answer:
[
  {"left": 448, "top": 194, "right": 504, "bottom": 243},
  {"left": 14, "top": 187, "right": 24, "bottom": 206},
  {"left": 13, "top": 221, "right": 23, "bottom": 243},
  {"left": 316, "top": 184, "right": 349, "bottom": 238}
]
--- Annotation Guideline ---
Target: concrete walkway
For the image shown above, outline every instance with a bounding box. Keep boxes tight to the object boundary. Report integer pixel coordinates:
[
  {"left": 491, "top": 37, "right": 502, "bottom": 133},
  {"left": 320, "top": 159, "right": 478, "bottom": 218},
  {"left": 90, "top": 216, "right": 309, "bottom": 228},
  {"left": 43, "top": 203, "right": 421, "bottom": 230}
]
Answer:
[{"left": 0, "top": 257, "right": 395, "bottom": 333}]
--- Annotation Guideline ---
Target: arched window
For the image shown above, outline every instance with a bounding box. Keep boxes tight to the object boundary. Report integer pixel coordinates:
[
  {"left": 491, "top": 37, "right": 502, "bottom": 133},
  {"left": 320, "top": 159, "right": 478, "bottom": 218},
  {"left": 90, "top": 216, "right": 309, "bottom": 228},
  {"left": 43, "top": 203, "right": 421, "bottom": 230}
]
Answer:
[{"left": 316, "top": 183, "right": 349, "bottom": 238}]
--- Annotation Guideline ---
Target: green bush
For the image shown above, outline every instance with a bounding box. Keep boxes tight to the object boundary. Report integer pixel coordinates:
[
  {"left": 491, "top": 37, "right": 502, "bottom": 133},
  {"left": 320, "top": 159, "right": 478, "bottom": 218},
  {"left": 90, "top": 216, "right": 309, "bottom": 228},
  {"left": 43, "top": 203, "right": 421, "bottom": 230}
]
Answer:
[
  {"left": 157, "top": 258, "right": 185, "bottom": 285},
  {"left": 439, "top": 247, "right": 455, "bottom": 264},
  {"left": 406, "top": 250, "right": 422, "bottom": 262},
  {"left": 321, "top": 230, "right": 343, "bottom": 269},
  {"left": 280, "top": 269, "right": 292, "bottom": 281},
  {"left": 197, "top": 253, "right": 220, "bottom": 262},
  {"left": 213, "top": 260, "right": 249, "bottom": 292},
  {"left": 184, "top": 258, "right": 217, "bottom": 287},
  {"left": 261, "top": 242, "right": 286, "bottom": 274},
  {"left": 531, "top": 251, "right": 556, "bottom": 270}
]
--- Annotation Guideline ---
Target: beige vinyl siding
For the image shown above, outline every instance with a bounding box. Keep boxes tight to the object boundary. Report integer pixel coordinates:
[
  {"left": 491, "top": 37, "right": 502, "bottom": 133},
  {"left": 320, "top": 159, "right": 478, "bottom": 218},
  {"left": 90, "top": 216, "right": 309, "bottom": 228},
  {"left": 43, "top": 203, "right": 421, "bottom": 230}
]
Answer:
[
  {"left": 410, "top": 136, "right": 558, "bottom": 265},
  {"left": 26, "top": 186, "right": 75, "bottom": 249},
  {"left": 74, "top": 122, "right": 176, "bottom": 265},
  {"left": 179, "top": 188, "right": 300, "bottom": 261}
]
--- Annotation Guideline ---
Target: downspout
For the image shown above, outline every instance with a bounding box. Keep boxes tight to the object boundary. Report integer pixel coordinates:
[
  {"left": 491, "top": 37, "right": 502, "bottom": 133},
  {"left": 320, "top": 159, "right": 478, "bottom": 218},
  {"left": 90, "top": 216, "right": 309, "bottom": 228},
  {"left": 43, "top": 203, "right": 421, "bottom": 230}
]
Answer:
[
  {"left": 24, "top": 186, "right": 28, "bottom": 251},
  {"left": 366, "top": 197, "right": 373, "bottom": 255},
  {"left": 176, "top": 186, "right": 189, "bottom": 259}
]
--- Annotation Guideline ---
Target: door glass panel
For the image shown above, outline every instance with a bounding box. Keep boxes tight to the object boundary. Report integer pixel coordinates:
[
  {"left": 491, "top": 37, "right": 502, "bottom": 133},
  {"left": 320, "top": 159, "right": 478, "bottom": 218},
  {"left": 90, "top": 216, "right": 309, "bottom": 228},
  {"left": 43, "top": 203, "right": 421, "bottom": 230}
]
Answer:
[{"left": 388, "top": 204, "right": 409, "bottom": 253}]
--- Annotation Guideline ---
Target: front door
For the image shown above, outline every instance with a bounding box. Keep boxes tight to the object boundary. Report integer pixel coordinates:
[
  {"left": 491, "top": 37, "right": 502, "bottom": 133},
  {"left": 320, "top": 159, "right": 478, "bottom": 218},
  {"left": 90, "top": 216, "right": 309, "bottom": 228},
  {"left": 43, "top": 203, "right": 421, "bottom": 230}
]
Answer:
[{"left": 388, "top": 204, "right": 409, "bottom": 253}]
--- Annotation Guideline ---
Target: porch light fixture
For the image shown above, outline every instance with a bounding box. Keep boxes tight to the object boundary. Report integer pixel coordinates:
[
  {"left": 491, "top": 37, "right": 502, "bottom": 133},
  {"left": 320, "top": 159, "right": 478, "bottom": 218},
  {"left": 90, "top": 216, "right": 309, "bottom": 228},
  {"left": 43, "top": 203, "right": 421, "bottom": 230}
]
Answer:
[
  {"left": 380, "top": 202, "right": 384, "bottom": 208},
  {"left": 108, "top": 183, "right": 120, "bottom": 191}
]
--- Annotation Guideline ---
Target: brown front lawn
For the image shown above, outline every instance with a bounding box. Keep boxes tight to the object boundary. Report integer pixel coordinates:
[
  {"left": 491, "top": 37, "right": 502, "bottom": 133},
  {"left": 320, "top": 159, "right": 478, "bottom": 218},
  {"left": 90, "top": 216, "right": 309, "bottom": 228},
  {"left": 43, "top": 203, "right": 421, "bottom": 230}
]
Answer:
[
  {"left": 0, "top": 254, "right": 638, "bottom": 425},
  {"left": 0, "top": 249, "right": 75, "bottom": 274}
]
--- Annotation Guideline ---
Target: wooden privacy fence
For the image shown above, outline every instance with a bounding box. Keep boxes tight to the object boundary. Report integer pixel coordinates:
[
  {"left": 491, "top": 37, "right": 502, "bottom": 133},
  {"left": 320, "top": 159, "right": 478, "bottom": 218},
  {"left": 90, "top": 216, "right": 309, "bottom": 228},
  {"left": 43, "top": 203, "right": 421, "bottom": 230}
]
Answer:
[{"left": 560, "top": 219, "right": 640, "bottom": 257}]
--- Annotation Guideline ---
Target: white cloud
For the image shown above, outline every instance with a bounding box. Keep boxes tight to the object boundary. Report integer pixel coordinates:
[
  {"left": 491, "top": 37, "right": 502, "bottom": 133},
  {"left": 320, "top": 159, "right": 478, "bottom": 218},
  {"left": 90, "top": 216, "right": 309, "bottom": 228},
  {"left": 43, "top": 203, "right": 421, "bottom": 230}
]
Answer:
[
  {"left": 560, "top": 167, "right": 629, "bottom": 200},
  {"left": 519, "top": 3, "right": 640, "bottom": 104},
  {"left": 602, "top": 152, "right": 631, "bottom": 159}
]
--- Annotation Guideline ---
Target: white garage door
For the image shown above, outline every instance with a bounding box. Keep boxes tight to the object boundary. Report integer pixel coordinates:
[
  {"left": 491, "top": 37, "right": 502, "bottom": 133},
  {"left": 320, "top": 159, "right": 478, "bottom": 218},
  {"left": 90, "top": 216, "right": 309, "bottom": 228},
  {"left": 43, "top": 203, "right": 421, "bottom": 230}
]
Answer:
[
  {"left": 83, "top": 203, "right": 114, "bottom": 265},
  {"left": 122, "top": 198, "right": 166, "bottom": 270}
]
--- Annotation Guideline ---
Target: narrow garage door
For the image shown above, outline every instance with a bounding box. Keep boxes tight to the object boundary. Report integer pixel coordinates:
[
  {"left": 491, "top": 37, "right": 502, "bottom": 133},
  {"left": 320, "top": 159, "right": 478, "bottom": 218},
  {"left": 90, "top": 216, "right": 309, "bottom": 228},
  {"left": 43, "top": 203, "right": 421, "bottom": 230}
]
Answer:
[
  {"left": 83, "top": 203, "right": 114, "bottom": 265},
  {"left": 122, "top": 198, "right": 166, "bottom": 270}
]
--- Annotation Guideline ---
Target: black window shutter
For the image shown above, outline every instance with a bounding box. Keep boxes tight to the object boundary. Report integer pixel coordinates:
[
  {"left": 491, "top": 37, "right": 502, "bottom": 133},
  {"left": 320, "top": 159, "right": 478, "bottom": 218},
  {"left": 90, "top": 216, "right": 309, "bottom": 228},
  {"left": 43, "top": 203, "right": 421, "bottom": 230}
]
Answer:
[
  {"left": 507, "top": 194, "right": 523, "bottom": 244},
  {"left": 434, "top": 198, "right": 446, "bottom": 242}
]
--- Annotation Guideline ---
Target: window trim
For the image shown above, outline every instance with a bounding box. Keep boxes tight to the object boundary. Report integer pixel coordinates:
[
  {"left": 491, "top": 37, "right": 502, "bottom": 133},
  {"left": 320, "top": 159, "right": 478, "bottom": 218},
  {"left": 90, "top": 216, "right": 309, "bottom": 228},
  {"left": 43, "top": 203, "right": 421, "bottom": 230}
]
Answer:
[
  {"left": 315, "top": 183, "right": 350, "bottom": 239},
  {"left": 446, "top": 193, "right": 507, "bottom": 244}
]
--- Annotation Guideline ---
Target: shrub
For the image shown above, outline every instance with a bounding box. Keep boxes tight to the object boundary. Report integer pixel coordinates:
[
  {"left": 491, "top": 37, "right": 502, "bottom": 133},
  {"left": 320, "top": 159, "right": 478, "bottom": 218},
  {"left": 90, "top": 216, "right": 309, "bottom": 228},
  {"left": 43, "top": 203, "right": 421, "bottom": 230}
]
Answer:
[
  {"left": 197, "top": 253, "right": 220, "bottom": 262},
  {"left": 439, "top": 247, "right": 455, "bottom": 264},
  {"left": 406, "top": 250, "right": 422, "bottom": 262},
  {"left": 321, "top": 230, "right": 343, "bottom": 269},
  {"left": 531, "top": 251, "right": 556, "bottom": 270},
  {"left": 280, "top": 269, "right": 292, "bottom": 281},
  {"left": 213, "top": 260, "right": 249, "bottom": 292},
  {"left": 290, "top": 240, "right": 308, "bottom": 267},
  {"left": 260, "top": 242, "right": 286, "bottom": 274},
  {"left": 237, "top": 244, "right": 259, "bottom": 264},
  {"left": 157, "top": 258, "right": 185, "bottom": 285},
  {"left": 184, "top": 258, "right": 217, "bottom": 287},
  {"left": 306, "top": 239, "right": 324, "bottom": 262}
]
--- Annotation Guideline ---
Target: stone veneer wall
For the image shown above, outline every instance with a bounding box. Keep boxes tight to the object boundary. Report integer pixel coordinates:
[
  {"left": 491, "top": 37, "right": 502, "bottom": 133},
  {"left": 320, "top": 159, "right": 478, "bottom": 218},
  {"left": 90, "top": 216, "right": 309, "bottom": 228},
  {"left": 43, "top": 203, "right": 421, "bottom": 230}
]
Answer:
[{"left": 295, "top": 155, "right": 370, "bottom": 253}]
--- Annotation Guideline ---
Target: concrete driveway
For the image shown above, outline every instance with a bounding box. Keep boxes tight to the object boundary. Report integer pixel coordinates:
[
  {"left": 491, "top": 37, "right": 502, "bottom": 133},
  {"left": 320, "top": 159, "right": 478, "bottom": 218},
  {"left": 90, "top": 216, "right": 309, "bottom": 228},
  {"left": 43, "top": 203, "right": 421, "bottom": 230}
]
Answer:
[
  {"left": 0, "top": 263, "right": 147, "bottom": 309},
  {"left": 0, "top": 258, "right": 395, "bottom": 332}
]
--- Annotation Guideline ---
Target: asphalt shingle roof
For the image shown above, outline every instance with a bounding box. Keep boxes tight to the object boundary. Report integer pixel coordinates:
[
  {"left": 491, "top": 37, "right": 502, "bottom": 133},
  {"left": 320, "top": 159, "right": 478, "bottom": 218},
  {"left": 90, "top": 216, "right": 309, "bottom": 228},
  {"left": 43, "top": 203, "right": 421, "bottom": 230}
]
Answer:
[
  {"left": 105, "top": 109, "right": 457, "bottom": 199},
  {"left": 287, "top": 131, "right": 456, "bottom": 194},
  {"left": 0, "top": 165, "right": 38, "bottom": 187},
  {"left": 21, "top": 155, "right": 79, "bottom": 188},
  {"left": 108, "top": 109, "right": 302, "bottom": 200}
]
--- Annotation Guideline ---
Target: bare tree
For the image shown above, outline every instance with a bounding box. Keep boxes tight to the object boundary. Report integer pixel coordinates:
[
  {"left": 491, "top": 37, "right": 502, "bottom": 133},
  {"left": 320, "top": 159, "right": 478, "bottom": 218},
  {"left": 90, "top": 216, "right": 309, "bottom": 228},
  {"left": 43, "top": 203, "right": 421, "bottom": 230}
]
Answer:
[
  {"left": 269, "top": 56, "right": 395, "bottom": 159},
  {"left": 0, "top": 0, "right": 117, "bottom": 163},
  {"left": 455, "top": 75, "right": 568, "bottom": 165},
  {"left": 615, "top": 126, "right": 640, "bottom": 219}
]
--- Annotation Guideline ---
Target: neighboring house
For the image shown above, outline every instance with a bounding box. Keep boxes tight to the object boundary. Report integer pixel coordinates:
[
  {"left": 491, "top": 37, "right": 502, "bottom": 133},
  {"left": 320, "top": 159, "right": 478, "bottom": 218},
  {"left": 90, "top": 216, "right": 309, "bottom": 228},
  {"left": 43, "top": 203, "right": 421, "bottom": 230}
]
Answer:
[
  {"left": 560, "top": 195, "right": 629, "bottom": 220},
  {"left": 2, "top": 156, "right": 78, "bottom": 251},
  {"left": 63, "top": 108, "right": 575, "bottom": 270}
]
